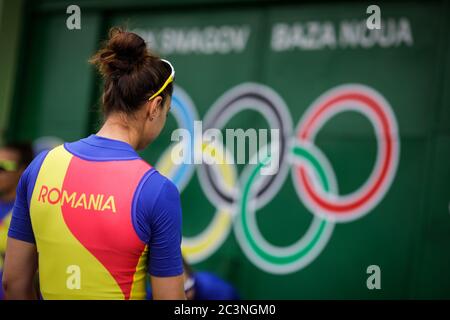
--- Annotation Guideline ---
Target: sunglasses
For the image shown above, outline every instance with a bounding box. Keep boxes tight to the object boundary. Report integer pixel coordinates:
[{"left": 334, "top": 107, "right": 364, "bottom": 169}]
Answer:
[
  {"left": 0, "top": 159, "right": 18, "bottom": 172},
  {"left": 148, "top": 59, "right": 175, "bottom": 101}
]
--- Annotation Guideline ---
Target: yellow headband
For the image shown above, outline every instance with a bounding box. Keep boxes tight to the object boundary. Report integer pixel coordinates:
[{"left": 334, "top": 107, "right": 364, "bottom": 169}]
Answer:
[{"left": 148, "top": 59, "right": 175, "bottom": 101}]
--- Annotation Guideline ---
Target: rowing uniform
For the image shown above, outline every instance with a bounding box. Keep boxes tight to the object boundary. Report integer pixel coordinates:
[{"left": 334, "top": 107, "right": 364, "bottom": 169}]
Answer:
[
  {"left": 7, "top": 135, "right": 183, "bottom": 300},
  {"left": 0, "top": 200, "right": 14, "bottom": 300}
]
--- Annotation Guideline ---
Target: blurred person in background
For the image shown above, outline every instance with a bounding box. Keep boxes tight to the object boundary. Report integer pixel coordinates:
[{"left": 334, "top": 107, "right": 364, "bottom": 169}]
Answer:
[
  {"left": 0, "top": 142, "right": 33, "bottom": 300},
  {"left": 2, "top": 27, "right": 185, "bottom": 300},
  {"left": 147, "top": 257, "right": 241, "bottom": 300}
]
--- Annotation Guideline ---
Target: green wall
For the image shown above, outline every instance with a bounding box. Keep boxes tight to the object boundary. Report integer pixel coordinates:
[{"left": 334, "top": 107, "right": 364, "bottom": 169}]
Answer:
[
  {"left": 0, "top": 0, "right": 24, "bottom": 145},
  {"left": 3, "top": 0, "right": 450, "bottom": 299}
]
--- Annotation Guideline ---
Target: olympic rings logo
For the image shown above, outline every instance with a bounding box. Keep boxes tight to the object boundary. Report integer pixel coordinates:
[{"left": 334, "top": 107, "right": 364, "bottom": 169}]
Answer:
[{"left": 156, "top": 83, "right": 400, "bottom": 274}]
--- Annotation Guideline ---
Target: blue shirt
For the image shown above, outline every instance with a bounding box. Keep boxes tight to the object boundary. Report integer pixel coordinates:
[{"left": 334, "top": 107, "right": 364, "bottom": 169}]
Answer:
[{"left": 0, "top": 200, "right": 14, "bottom": 223}]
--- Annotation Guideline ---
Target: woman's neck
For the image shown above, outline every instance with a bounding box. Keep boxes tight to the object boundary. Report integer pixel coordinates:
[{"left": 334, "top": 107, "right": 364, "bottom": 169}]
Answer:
[{"left": 96, "top": 114, "right": 141, "bottom": 150}]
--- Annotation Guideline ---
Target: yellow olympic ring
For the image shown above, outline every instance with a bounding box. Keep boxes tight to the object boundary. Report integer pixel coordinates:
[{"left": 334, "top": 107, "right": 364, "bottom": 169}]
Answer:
[{"left": 156, "top": 141, "right": 237, "bottom": 263}]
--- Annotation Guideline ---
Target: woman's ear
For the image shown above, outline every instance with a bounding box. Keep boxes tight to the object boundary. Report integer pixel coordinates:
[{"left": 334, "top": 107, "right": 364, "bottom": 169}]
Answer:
[{"left": 146, "top": 96, "right": 163, "bottom": 121}]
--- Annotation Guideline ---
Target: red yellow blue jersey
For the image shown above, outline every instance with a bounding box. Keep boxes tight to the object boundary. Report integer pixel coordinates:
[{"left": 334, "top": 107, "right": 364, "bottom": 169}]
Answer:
[
  {"left": 8, "top": 135, "right": 183, "bottom": 300},
  {"left": 0, "top": 200, "right": 14, "bottom": 266},
  {"left": 0, "top": 200, "right": 14, "bottom": 300}
]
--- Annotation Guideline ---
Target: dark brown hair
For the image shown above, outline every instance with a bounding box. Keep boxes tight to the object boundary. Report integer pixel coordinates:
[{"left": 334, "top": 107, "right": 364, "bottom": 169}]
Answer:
[{"left": 90, "top": 27, "right": 173, "bottom": 117}]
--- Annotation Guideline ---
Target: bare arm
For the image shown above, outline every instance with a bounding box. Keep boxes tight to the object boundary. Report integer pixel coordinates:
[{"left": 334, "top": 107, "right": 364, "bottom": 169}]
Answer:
[
  {"left": 2, "top": 237, "right": 38, "bottom": 300},
  {"left": 151, "top": 274, "right": 186, "bottom": 300}
]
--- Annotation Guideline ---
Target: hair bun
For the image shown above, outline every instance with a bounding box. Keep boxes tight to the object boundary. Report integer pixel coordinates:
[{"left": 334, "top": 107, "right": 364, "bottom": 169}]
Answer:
[
  {"left": 92, "top": 27, "right": 148, "bottom": 76},
  {"left": 108, "top": 28, "right": 146, "bottom": 61}
]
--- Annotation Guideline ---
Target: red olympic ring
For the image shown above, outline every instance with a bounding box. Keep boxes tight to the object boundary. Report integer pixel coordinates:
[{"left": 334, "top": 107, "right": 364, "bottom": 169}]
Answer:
[{"left": 294, "top": 86, "right": 399, "bottom": 220}]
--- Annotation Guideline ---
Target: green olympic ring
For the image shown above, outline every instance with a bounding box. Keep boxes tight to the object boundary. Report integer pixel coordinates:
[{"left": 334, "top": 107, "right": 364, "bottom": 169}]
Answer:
[{"left": 235, "top": 143, "right": 336, "bottom": 274}]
